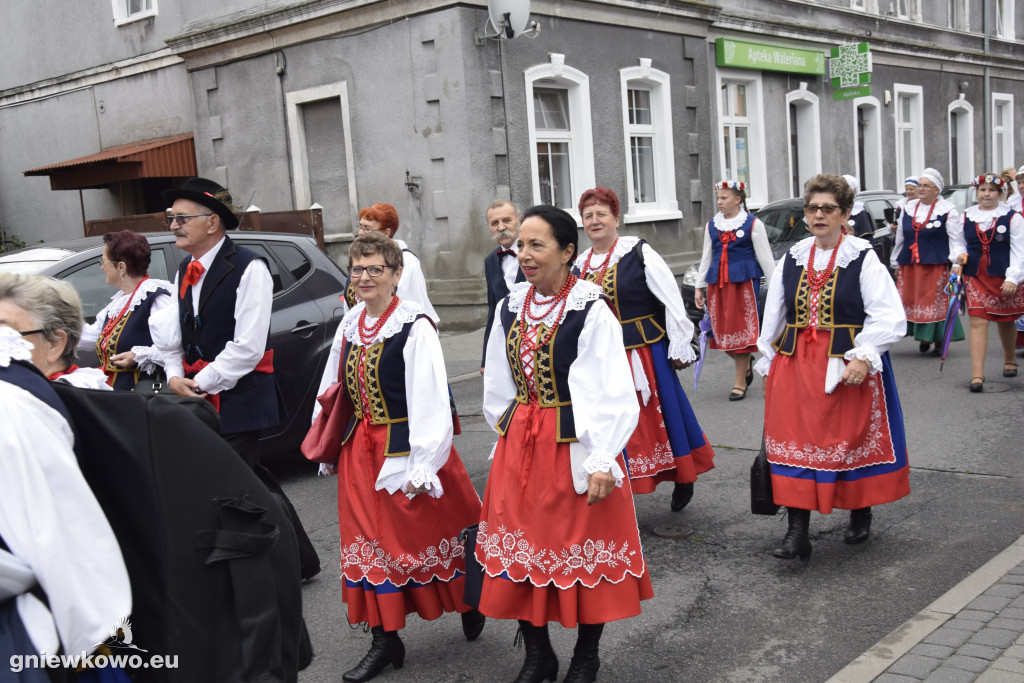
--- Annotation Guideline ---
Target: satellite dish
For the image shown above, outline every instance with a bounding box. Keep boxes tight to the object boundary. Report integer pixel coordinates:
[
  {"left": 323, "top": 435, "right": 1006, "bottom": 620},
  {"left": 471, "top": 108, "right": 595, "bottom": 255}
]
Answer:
[{"left": 488, "top": 0, "right": 531, "bottom": 38}]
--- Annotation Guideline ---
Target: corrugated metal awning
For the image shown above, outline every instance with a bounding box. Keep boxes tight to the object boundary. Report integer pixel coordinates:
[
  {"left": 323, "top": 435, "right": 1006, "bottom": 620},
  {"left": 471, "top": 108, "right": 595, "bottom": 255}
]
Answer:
[{"left": 24, "top": 133, "right": 196, "bottom": 190}]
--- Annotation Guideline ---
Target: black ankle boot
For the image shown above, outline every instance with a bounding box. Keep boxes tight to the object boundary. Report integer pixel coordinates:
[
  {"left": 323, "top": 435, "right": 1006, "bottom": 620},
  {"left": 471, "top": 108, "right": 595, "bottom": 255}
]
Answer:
[
  {"left": 562, "top": 623, "right": 603, "bottom": 683},
  {"left": 513, "top": 621, "right": 558, "bottom": 683},
  {"left": 670, "top": 482, "right": 694, "bottom": 512},
  {"left": 342, "top": 626, "right": 405, "bottom": 682},
  {"left": 844, "top": 507, "right": 872, "bottom": 545},
  {"left": 461, "top": 608, "right": 486, "bottom": 641},
  {"left": 772, "top": 508, "right": 812, "bottom": 560}
]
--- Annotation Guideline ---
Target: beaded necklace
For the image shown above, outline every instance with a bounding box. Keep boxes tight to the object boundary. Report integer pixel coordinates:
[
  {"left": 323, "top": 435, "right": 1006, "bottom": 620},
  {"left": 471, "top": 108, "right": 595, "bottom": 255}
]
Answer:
[
  {"left": 580, "top": 239, "right": 619, "bottom": 286},
  {"left": 98, "top": 276, "right": 149, "bottom": 375},
  {"left": 519, "top": 274, "right": 577, "bottom": 351},
  {"left": 974, "top": 212, "right": 998, "bottom": 267},
  {"left": 357, "top": 296, "right": 400, "bottom": 345},
  {"left": 803, "top": 236, "right": 843, "bottom": 343},
  {"left": 909, "top": 200, "right": 938, "bottom": 264}
]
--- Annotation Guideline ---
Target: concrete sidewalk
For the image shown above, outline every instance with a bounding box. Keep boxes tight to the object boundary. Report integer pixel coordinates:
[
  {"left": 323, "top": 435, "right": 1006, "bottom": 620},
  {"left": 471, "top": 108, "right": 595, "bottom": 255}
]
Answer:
[{"left": 830, "top": 534, "right": 1024, "bottom": 683}]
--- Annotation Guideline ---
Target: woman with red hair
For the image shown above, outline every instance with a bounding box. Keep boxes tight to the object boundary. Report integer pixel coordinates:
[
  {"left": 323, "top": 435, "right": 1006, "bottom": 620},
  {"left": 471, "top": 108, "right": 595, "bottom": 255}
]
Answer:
[
  {"left": 951, "top": 173, "right": 1024, "bottom": 392},
  {"left": 342, "top": 203, "right": 439, "bottom": 323},
  {"left": 694, "top": 180, "right": 776, "bottom": 401},
  {"left": 573, "top": 187, "right": 715, "bottom": 513},
  {"left": 79, "top": 230, "right": 174, "bottom": 390}
]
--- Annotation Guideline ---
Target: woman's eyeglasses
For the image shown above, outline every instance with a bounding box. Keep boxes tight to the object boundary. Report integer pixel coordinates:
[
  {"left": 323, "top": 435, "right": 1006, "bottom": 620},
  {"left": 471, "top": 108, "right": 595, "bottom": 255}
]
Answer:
[
  {"left": 804, "top": 204, "right": 842, "bottom": 215},
  {"left": 350, "top": 265, "right": 395, "bottom": 278}
]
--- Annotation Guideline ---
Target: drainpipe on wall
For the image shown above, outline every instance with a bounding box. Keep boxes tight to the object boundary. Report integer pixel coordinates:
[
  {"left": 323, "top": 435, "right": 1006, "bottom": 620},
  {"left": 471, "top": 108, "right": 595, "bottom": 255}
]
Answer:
[{"left": 983, "top": 0, "right": 992, "bottom": 170}]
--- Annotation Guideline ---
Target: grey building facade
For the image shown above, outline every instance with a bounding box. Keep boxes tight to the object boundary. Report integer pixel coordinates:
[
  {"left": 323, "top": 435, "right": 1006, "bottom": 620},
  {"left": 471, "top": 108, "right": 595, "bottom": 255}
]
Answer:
[{"left": 1, "top": 0, "right": 1021, "bottom": 328}]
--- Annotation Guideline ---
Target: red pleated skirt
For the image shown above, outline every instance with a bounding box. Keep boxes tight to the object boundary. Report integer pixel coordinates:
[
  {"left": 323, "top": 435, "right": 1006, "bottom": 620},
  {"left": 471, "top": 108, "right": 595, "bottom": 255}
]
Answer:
[
  {"left": 764, "top": 331, "right": 910, "bottom": 513},
  {"left": 624, "top": 346, "right": 715, "bottom": 494},
  {"left": 965, "top": 266, "right": 1024, "bottom": 322},
  {"left": 476, "top": 405, "right": 653, "bottom": 627},
  {"left": 896, "top": 263, "right": 949, "bottom": 323},
  {"left": 707, "top": 280, "right": 759, "bottom": 354},
  {"left": 337, "top": 420, "right": 482, "bottom": 630}
]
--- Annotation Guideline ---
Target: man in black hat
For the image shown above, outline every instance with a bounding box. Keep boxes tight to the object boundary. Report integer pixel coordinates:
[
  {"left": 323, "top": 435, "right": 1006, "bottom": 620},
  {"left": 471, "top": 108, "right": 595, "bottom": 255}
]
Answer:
[{"left": 160, "top": 177, "right": 320, "bottom": 579}]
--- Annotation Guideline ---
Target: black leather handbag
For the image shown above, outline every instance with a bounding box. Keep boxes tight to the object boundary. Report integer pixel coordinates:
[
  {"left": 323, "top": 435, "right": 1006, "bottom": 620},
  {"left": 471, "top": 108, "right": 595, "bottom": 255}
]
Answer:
[
  {"left": 459, "top": 524, "right": 483, "bottom": 609},
  {"left": 750, "top": 437, "right": 780, "bottom": 516}
]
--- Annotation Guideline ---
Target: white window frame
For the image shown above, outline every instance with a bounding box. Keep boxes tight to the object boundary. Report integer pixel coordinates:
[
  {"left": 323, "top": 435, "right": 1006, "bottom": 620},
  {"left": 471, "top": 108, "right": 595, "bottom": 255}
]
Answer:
[
  {"left": 619, "top": 61, "right": 681, "bottom": 223},
  {"left": 852, "top": 96, "right": 883, "bottom": 191},
  {"left": 850, "top": 0, "right": 866, "bottom": 9},
  {"left": 112, "top": 0, "right": 157, "bottom": 26},
  {"left": 785, "top": 84, "right": 822, "bottom": 197},
  {"left": 525, "top": 55, "right": 595, "bottom": 221},
  {"left": 992, "top": 93, "right": 1014, "bottom": 173},
  {"left": 715, "top": 69, "right": 768, "bottom": 208},
  {"left": 948, "top": 0, "right": 970, "bottom": 29},
  {"left": 893, "top": 84, "right": 925, "bottom": 185},
  {"left": 996, "top": 0, "right": 1016, "bottom": 39},
  {"left": 285, "top": 82, "right": 359, "bottom": 234},
  {"left": 947, "top": 96, "right": 975, "bottom": 184}
]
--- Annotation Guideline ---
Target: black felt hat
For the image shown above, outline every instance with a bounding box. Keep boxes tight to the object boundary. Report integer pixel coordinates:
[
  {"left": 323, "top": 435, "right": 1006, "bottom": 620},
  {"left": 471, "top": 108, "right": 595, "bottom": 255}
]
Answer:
[{"left": 163, "top": 177, "right": 240, "bottom": 229}]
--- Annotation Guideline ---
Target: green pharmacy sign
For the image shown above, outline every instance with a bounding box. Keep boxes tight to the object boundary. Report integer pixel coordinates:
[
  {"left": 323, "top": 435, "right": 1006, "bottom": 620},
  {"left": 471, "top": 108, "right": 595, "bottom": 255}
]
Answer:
[
  {"left": 715, "top": 38, "right": 826, "bottom": 75},
  {"left": 830, "top": 42, "right": 872, "bottom": 100}
]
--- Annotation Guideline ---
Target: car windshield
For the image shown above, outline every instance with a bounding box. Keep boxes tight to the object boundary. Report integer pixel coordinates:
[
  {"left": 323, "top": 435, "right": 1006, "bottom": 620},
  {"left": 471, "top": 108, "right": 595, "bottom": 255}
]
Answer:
[
  {"left": 0, "top": 247, "right": 76, "bottom": 274},
  {"left": 755, "top": 204, "right": 807, "bottom": 259}
]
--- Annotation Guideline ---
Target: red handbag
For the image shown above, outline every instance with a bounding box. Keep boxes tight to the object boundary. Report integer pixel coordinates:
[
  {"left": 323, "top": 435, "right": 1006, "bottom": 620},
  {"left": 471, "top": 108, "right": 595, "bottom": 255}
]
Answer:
[{"left": 301, "top": 381, "right": 354, "bottom": 465}]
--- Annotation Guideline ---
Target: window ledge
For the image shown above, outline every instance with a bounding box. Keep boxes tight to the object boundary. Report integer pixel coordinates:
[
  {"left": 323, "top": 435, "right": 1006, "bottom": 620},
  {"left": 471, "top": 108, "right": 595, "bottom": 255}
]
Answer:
[
  {"left": 115, "top": 10, "right": 157, "bottom": 26},
  {"left": 623, "top": 209, "right": 683, "bottom": 224}
]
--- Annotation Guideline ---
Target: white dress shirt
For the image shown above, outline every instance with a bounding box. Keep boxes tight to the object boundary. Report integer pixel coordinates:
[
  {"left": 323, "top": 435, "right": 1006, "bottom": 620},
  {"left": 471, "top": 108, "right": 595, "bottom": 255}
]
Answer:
[
  {"left": 313, "top": 299, "right": 453, "bottom": 497},
  {"left": 890, "top": 198, "right": 961, "bottom": 268},
  {"left": 482, "top": 280, "right": 641, "bottom": 483},
  {"left": 157, "top": 236, "right": 274, "bottom": 394},
  {"left": 696, "top": 210, "right": 777, "bottom": 289},
  {"left": 79, "top": 278, "right": 175, "bottom": 374},
  {"left": 755, "top": 236, "right": 906, "bottom": 394},
  {"left": 949, "top": 203, "right": 1024, "bottom": 285},
  {"left": 498, "top": 242, "right": 520, "bottom": 290},
  {"left": 0, "top": 328, "right": 131, "bottom": 657}
]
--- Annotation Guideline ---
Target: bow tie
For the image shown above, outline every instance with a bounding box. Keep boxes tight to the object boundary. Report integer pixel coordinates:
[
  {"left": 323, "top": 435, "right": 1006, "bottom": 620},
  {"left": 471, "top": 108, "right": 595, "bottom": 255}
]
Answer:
[
  {"left": 498, "top": 249, "right": 516, "bottom": 258},
  {"left": 180, "top": 260, "right": 205, "bottom": 299}
]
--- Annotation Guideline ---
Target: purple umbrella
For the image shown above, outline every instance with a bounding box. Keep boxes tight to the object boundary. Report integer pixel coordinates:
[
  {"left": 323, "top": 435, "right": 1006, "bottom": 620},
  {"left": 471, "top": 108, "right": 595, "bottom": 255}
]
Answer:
[
  {"left": 693, "top": 310, "right": 713, "bottom": 390},
  {"left": 939, "top": 271, "right": 964, "bottom": 371}
]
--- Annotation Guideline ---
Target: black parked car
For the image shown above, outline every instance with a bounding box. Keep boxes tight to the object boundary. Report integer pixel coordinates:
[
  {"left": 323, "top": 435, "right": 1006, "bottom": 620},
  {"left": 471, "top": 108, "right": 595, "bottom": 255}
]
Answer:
[
  {"left": 680, "top": 191, "right": 904, "bottom": 324},
  {"left": 0, "top": 232, "right": 347, "bottom": 459}
]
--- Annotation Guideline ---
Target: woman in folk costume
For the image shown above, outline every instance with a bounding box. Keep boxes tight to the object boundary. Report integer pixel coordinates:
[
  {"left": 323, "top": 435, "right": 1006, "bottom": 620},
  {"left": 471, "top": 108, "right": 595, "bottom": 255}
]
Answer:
[
  {"left": 890, "top": 168, "right": 965, "bottom": 355},
  {"left": 694, "top": 180, "right": 776, "bottom": 401},
  {"left": 480, "top": 205, "right": 650, "bottom": 683},
  {"left": 757, "top": 174, "right": 909, "bottom": 560},
  {"left": 309, "top": 232, "right": 483, "bottom": 682},
  {"left": 572, "top": 187, "right": 714, "bottom": 513},
  {"left": 895, "top": 176, "right": 919, "bottom": 224},
  {"left": 79, "top": 230, "right": 173, "bottom": 389},
  {"left": 950, "top": 173, "right": 1024, "bottom": 392}
]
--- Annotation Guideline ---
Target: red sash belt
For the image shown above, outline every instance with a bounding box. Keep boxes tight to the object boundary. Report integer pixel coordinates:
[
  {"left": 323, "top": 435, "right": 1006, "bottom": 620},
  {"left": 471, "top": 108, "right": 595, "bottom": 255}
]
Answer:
[
  {"left": 718, "top": 231, "right": 736, "bottom": 289},
  {"left": 183, "top": 350, "right": 274, "bottom": 412}
]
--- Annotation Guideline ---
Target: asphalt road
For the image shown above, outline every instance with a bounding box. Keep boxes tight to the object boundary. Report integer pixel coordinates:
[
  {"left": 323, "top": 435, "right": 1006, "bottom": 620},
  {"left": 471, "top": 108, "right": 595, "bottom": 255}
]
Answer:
[{"left": 279, "top": 329, "right": 1024, "bottom": 683}]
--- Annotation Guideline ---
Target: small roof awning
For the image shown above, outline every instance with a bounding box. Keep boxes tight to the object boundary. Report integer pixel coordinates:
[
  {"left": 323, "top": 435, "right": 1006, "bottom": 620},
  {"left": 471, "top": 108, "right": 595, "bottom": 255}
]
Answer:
[{"left": 24, "top": 133, "right": 197, "bottom": 191}]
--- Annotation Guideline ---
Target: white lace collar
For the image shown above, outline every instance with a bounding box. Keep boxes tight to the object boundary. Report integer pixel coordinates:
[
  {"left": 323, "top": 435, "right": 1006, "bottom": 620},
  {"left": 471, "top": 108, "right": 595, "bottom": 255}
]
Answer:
[
  {"left": 55, "top": 367, "right": 110, "bottom": 390},
  {"left": 102, "top": 278, "right": 173, "bottom": 317},
  {"left": 906, "top": 197, "right": 956, "bottom": 218},
  {"left": 965, "top": 203, "right": 1012, "bottom": 223},
  {"left": 506, "top": 279, "right": 603, "bottom": 327},
  {"left": 789, "top": 235, "right": 872, "bottom": 269},
  {"left": 575, "top": 235, "right": 639, "bottom": 272},
  {"left": 0, "top": 327, "right": 33, "bottom": 367},
  {"left": 712, "top": 211, "right": 750, "bottom": 231},
  {"left": 341, "top": 298, "right": 426, "bottom": 346}
]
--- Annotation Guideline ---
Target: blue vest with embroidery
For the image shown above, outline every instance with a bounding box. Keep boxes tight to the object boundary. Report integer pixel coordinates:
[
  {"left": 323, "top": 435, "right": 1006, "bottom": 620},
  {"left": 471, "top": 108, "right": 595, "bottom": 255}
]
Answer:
[
  {"left": 98, "top": 286, "right": 171, "bottom": 391},
  {"left": 177, "top": 236, "right": 279, "bottom": 434},
  {"left": 772, "top": 246, "right": 868, "bottom": 358},
  {"left": 338, "top": 314, "right": 430, "bottom": 457},
  {"left": 705, "top": 214, "right": 762, "bottom": 285},
  {"left": 897, "top": 203, "right": 953, "bottom": 266},
  {"left": 574, "top": 241, "right": 666, "bottom": 350},
  {"left": 963, "top": 211, "right": 1014, "bottom": 278},
  {"left": 496, "top": 293, "right": 600, "bottom": 442}
]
